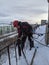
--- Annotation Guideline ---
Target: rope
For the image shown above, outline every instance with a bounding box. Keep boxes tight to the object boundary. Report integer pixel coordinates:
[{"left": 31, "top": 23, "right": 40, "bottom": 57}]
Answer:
[
  {"left": 33, "top": 32, "right": 46, "bottom": 36},
  {"left": 22, "top": 50, "right": 29, "bottom": 65},
  {"left": 30, "top": 48, "right": 37, "bottom": 65},
  {"left": 34, "top": 38, "right": 49, "bottom": 48}
]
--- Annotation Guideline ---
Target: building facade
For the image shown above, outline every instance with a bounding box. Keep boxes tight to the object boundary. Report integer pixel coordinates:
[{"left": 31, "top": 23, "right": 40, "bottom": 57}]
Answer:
[{"left": 41, "top": 20, "right": 48, "bottom": 25}]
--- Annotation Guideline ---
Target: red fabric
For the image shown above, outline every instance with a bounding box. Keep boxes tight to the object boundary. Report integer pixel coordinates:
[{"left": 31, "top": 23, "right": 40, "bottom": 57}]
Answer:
[
  {"left": 13, "top": 20, "right": 18, "bottom": 27},
  {"left": 17, "top": 26, "right": 22, "bottom": 37}
]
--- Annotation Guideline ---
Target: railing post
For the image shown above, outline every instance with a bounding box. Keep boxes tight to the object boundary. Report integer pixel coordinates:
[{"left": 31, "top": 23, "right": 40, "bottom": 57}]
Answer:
[
  {"left": 7, "top": 46, "right": 11, "bottom": 65},
  {"left": 0, "top": 53, "right": 2, "bottom": 65},
  {"left": 14, "top": 42, "right": 17, "bottom": 65}
]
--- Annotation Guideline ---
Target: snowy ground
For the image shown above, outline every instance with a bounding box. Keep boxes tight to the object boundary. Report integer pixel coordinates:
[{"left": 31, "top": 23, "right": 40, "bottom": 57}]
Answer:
[
  {"left": 0, "top": 40, "right": 35, "bottom": 65},
  {"left": 33, "top": 47, "right": 49, "bottom": 65},
  {"left": 33, "top": 25, "right": 49, "bottom": 65},
  {"left": 1, "top": 25, "right": 49, "bottom": 65}
]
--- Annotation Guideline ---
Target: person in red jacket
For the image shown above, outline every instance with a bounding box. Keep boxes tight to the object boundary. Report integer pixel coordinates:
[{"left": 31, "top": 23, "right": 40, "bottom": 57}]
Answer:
[{"left": 13, "top": 20, "right": 34, "bottom": 56}]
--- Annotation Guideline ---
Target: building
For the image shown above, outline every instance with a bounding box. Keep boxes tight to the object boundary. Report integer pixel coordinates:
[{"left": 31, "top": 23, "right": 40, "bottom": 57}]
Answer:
[{"left": 41, "top": 20, "right": 48, "bottom": 25}]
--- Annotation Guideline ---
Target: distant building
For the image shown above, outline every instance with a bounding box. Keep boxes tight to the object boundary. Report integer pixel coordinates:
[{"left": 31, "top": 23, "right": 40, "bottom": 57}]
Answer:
[
  {"left": 41, "top": 20, "right": 48, "bottom": 25},
  {"left": 0, "top": 24, "right": 15, "bottom": 35}
]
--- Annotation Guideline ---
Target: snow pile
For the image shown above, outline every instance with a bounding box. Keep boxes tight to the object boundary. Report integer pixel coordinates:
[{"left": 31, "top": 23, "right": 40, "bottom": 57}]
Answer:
[
  {"left": 34, "top": 25, "right": 46, "bottom": 47},
  {"left": 36, "top": 25, "right": 46, "bottom": 34},
  {"left": 33, "top": 25, "right": 49, "bottom": 65}
]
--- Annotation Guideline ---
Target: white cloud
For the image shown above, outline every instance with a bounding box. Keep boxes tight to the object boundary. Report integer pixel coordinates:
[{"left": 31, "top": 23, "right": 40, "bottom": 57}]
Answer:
[{"left": 0, "top": 0, "right": 48, "bottom": 24}]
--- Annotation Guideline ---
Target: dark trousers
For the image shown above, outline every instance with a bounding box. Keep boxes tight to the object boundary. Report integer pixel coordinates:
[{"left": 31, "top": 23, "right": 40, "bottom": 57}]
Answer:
[
  {"left": 28, "top": 33, "right": 34, "bottom": 49},
  {"left": 21, "top": 33, "right": 34, "bottom": 51},
  {"left": 21, "top": 35, "right": 27, "bottom": 51},
  {"left": 17, "top": 33, "right": 34, "bottom": 56},
  {"left": 17, "top": 39, "right": 21, "bottom": 57}
]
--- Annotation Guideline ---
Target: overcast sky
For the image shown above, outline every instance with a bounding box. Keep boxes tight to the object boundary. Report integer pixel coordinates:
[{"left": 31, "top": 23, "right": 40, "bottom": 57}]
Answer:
[{"left": 0, "top": 0, "right": 48, "bottom": 24}]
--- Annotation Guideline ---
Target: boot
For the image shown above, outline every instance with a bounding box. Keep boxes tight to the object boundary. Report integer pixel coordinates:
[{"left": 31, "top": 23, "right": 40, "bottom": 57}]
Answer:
[{"left": 30, "top": 41, "right": 34, "bottom": 50}]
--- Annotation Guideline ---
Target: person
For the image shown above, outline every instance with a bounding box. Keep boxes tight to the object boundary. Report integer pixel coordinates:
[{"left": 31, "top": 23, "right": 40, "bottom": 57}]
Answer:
[{"left": 13, "top": 20, "right": 34, "bottom": 56}]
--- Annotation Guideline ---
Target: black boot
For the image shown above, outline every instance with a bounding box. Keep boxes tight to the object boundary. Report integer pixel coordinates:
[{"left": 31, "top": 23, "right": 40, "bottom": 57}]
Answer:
[{"left": 30, "top": 41, "right": 34, "bottom": 50}]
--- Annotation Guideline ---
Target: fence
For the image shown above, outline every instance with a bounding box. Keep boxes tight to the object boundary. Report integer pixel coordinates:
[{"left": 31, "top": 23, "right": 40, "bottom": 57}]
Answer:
[
  {"left": 0, "top": 32, "right": 18, "bottom": 65},
  {"left": 0, "top": 25, "right": 16, "bottom": 35},
  {"left": 0, "top": 32, "right": 37, "bottom": 65}
]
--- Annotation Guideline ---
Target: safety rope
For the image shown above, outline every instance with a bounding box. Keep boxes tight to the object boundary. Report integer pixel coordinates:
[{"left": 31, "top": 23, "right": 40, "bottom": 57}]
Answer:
[{"left": 34, "top": 38, "right": 49, "bottom": 48}]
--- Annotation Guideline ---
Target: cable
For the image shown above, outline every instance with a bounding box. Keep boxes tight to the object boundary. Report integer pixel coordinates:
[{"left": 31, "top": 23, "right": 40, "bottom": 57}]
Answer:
[
  {"left": 34, "top": 38, "right": 49, "bottom": 48},
  {"left": 40, "top": 35, "right": 45, "bottom": 42}
]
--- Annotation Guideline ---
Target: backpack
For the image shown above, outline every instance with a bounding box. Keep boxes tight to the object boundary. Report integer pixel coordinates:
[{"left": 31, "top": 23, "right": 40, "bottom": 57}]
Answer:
[{"left": 20, "top": 22, "right": 33, "bottom": 34}]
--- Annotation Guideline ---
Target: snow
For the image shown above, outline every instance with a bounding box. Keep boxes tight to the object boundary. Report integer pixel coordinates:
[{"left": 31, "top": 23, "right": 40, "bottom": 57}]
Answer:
[
  {"left": 34, "top": 25, "right": 46, "bottom": 47},
  {"left": 35, "top": 25, "right": 46, "bottom": 33},
  {"left": 0, "top": 31, "right": 17, "bottom": 37},
  {"left": 33, "top": 47, "right": 49, "bottom": 65},
  {"left": 0, "top": 44, "right": 35, "bottom": 65},
  {"left": 1, "top": 25, "right": 49, "bottom": 65},
  {"left": 16, "top": 48, "right": 35, "bottom": 65},
  {"left": 33, "top": 25, "right": 49, "bottom": 65},
  {"left": 0, "top": 31, "right": 18, "bottom": 42}
]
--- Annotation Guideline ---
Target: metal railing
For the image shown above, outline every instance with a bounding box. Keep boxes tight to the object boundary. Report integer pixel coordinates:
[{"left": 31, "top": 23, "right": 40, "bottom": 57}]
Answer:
[
  {"left": 0, "top": 32, "right": 37, "bottom": 65},
  {"left": 0, "top": 32, "right": 18, "bottom": 65},
  {"left": 0, "top": 26, "right": 15, "bottom": 35}
]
